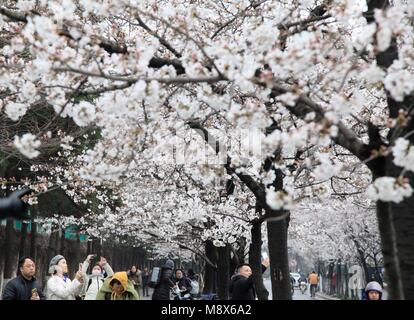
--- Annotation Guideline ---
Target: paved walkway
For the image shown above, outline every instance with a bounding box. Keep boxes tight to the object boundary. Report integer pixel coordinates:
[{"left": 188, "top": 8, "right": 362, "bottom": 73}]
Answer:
[
  {"left": 143, "top": 280, "right": 337, "bottom": 300},
  {"left": 140, "top": 287, "right": 153, "bottom": 300},
  {"left": 264, "top": 279, "right": 312, "bottom": 300}
]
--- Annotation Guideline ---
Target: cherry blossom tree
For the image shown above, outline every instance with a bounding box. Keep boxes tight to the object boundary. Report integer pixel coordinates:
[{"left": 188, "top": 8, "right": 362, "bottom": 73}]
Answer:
[
  {"left": 1, "top": 0, "right": 414, "bottom": 299},
  {"left": 290, "top": 196, "right": 382, "bottom": 280}
]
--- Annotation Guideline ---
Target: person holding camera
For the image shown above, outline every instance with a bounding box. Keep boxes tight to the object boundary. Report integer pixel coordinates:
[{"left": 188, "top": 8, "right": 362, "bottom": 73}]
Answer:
[
  {"left": 81, "top": 254, "right": 114, "bottom": 300},
  {"left": 45, "top": 255, "right": 84, "bottom": 300},
  {"left": 2, "top": 257, "right": 45, "bottom": 300},
  {"left": 229, "top": 258, "right": 270, "bottom": 300}
]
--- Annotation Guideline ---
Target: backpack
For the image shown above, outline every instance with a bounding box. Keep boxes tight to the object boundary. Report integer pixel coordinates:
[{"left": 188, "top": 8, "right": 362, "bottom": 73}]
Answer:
[
  {"left": 86, "top": 277, "right": 104, "bottom": 291},
  {"left": 190, "top": 280, "right": 199, "bottom": 295},
  {"left": 147, "top": 267, "right": 161, "bottom": 288}
]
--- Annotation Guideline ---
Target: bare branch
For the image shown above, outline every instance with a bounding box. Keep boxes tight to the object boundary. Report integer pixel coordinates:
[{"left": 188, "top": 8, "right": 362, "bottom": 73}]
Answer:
[{"left": 0, "top": 6, "right": 29, "bottom": 22}]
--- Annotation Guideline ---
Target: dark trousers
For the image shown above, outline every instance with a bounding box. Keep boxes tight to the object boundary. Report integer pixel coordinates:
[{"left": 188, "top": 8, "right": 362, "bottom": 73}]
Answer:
[
  {"left": 142, "top": 284, "right": 149, "bottom": 296},
  {"left": 310, "top": 284, "right": 317, "bottom": 297}
]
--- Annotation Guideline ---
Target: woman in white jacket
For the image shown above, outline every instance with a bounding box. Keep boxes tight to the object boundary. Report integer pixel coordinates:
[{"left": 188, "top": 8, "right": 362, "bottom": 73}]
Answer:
[
  {"left": 46, "top": 255, "right": 84, "bottom": 300},
  {"left": 81, "top": 255, "right": 114, "bottom": 300}
]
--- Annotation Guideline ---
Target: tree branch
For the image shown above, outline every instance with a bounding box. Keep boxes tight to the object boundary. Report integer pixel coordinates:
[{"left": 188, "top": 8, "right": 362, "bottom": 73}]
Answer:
[
  {"left": 186, "top": 121, "right": 285, "bottom": 216},
  {"left": 0, "top": 7, "right": 28, "bottom": 22},
  {"left": 0, "top": 6, "right": 186, "bottom": 74}
]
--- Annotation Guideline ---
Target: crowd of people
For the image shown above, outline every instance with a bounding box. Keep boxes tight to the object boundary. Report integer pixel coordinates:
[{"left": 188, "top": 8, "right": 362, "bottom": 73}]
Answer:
[
  {"left": 1, "top": 255, "right": 385, "bottom": 301},
  {"left": 1, "top": 255, "right": 200, "bottom": 301}
]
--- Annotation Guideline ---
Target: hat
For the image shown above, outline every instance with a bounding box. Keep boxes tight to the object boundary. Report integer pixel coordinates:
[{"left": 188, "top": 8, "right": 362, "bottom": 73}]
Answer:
[
  {"left": 164, "top": 259, "right": 174, "bottom": 269},
  {"left": 109, "top": 272, "right": 128, "bottom": 291},
  {"left": 48, "top": 255, "right": 65, "bottom": 274},
  {"left": 365, "top": 281, "right": 383, "bottom": 293}
]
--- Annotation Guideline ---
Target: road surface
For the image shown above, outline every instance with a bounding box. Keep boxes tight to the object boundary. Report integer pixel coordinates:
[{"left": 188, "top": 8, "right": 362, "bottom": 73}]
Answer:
[{"left": 264, "top": 279, "right": 312, "bottom": 300}]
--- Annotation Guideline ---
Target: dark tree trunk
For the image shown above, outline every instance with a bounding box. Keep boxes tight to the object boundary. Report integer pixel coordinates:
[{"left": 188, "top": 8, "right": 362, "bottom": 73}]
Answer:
[
  {"left": 95, "top": 239, "right": 102, "bottom": 260},
  {"left": 229, "top": 244, "right": 239, "bottom": 276},
  {"left": 112, "top": 246, "right": 119, "bottom": 271},
  {"left": 267, "top": 212, "right": 291, "bottom": 300},
  {"left": 236, "top": 237, "right": 246, "bottom": 263},
  {"left": 123, "top": 250, "right": 128, "bottom": 270},
  {"left": 364, "top": 0, "right": 413, "bottom": 299},
  {"left": 19, "top": 221, "right": 28, "bottom": 259},
  {"left": 249, "top": 220, "right": 269, "bottom": 300},
  {"left": 203, "top": 240, "right": 217, "bottom": 294},
  {"left": 354, "top": 244, "right": 370, "bottom": 283},
  {"left": 46, "top": 229, "right": 60, "bottom": 276},
  {"left": 4, "top": 218, "right": 19, "bottom": 278},
  {"left": 376, "top": 200, "right": 404, "bottom": 299},
  {"left": 30, "top": 208, "right": 38, "bottom": 260},
  {"left": 217, "top": 244, "right": 230, "bottom": 300},
  {"left": 60, "top": 228, "right": 66, "bottom": 257},
  {"left": 74, "top": 231, "right": 82, "bottom": 271}
]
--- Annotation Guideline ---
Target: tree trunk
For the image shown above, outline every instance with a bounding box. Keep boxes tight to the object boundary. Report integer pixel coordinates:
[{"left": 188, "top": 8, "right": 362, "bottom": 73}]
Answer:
[
  {"left": 4, "top": 218, "right": 19, "bottom": 279},
  {"left": 112, "top": 246, "right": 119, "bottom": 271},
  {"left": 19, "top": 221, "right": 28, "bottom": 259},
  {"left": 30, "top": 208, "right": 38, "bottom": 260},
  {"left": 77, "top": 232, "right": 82, "bottom": 263},
  {"left": 376, "top": 200, "right": 404, "bottom": 299},
  {"left": 249, "top": 220, "right": 269, "bottom": 300},
  {"left": 202, "top": 240, "right": 217, "bottom": 294},
  {"left": 95, "top": 238, "right": 102, "bottom": 260},
  {"left": 0, "top": 224, "right": 6, "bottom": 295},
  {"left": 267, "top": 211, "right": 291, "bottom": 300},
  {"left": 229, "top": 245, "right": 239, "bottom": 276},
  {"left": 389, "top": 200, "right": 414, "bottom": 299},
  {"left": 217, "top": 244, "right": 230, "bottom": 300},
  {"left": 236, "top": 237, "right": 246, "bottom": 263},
  {"left": 60, "top": 227, "right": 66, "bottom": 257},
  {"left": 363, "top": 0, "right": 413, "bottom": 300},
  {"left": 356, "top": 250, "right": 370, "bottom": 283},
  {"left": 46, "top": 229, "right": 60, "bottom": 276}
]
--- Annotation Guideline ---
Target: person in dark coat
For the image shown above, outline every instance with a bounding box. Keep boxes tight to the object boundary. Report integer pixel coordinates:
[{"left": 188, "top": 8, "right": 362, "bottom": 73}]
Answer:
[
  {"left": 229, "top": 258, "right": 269, "bottom": 300},
  {"left": 172, "top": 269, "right": 192, "bottom": 299},
  {"left": 152, "top": 259, "right": 176, "bottom": 300},
  {"left": 141, "top": 267, "right": 150, "bottom": 297},
  {"left": 2, "top": 257, "right": 45, "bottom": 300}
]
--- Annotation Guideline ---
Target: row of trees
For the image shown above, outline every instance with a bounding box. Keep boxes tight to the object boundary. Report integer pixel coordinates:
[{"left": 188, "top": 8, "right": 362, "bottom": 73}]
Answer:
[{"left": 1, "top": 0, "right": 414, "bottom": 299}]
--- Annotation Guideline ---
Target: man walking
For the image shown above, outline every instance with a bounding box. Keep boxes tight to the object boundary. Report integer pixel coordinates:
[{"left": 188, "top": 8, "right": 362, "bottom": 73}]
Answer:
[{"left": 308, "top": 271, "right": 319, "bottom": 298}]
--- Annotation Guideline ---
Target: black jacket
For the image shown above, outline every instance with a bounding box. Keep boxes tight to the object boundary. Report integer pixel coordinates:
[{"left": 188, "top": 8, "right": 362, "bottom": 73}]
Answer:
[
  {"left": 2, "top": 275, "right": 45, "bottom": 300},
  {"left": 229, "top": 275, "right": 256, "bottom": 300},
  {"left": 229, "top": 265, "right": 267, "bottom": 300},
  {"left": 151, "top": 268, "right": 175, "bottom": 300},
  {"left": 142, "top": 272, "right": 150, "bottom": 286}
]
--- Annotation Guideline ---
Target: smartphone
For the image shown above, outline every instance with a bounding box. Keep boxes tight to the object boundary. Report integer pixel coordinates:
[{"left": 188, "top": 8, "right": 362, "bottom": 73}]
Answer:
[
  {"left": 31, "top": 288, "right": 38, "bottom": 295},
  {"left": 261, "top": 252, "right": 268, "bottom": 260}
]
